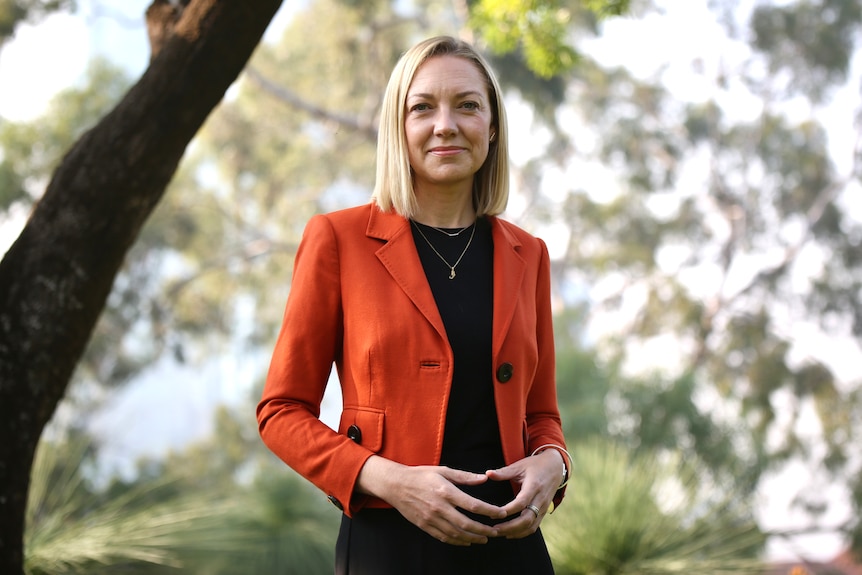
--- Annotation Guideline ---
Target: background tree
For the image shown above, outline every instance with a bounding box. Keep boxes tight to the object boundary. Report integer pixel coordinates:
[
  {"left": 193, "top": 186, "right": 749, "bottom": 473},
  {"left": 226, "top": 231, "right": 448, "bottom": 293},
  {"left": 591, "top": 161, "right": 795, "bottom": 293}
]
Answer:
[
  {"left": 547, "top": 0, "right": 862, "bottom": 555},
  {"left": 0, "top": 1, "right": 283, "bottom": 571}
]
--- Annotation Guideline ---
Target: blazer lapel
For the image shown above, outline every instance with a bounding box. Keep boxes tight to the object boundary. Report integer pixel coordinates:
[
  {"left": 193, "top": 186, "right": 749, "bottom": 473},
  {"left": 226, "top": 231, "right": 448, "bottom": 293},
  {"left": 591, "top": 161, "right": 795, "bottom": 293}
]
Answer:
[
  {"left": 367, "top": 206, "right": 448, "bottom": 340},
  {"left": 490, "top": 217, "right": 525, "bottom": 358}
]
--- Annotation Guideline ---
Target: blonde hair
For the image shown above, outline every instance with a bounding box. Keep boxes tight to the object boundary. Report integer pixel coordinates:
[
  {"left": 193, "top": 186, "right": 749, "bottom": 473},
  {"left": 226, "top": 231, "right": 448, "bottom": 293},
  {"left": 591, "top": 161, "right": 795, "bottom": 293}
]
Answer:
[{"left": 371, "top": 36, "right": 509, "bottom": 218}]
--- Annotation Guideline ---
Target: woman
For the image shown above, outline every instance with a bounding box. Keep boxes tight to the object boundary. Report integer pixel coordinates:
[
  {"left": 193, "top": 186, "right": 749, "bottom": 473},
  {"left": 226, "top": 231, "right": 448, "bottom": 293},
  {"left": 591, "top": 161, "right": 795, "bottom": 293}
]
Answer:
[{"left": 257, "top": 35, "right": 571, "bottom": 574}]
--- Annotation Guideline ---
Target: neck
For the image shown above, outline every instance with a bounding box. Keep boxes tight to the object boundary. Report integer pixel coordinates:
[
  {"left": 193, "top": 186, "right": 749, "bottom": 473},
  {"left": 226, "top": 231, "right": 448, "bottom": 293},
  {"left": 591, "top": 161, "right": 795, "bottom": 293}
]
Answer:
[{"left": 413, "top": 188, "right": 476, "bottom": 228}]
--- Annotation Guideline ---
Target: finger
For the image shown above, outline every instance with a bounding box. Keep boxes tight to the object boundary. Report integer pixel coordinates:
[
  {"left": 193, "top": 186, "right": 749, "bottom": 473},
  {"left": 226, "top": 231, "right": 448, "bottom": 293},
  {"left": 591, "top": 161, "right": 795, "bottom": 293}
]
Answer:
[
  {"left": 498, "top": 491, "right": 534, "bottom": 518},
  {"left": 484, "top": 468, "right": 516, "bottom": 482},
  {"left": 448, "top": 517, "right": 498, "bottom": 544},
  {"left": 436, "top": 477, "right": 507, "bottom": 521},
  {"left": 452, "top": 492, "right": 508, "bottom": 521},
  {"left": 409, "top": 503, "right": 496, "bottom": 544},
  {"left": 428, "top": 511, "right": 500, "bottom": 546},
  {"left": 438, "top": 467, "right": 490, "bottom": 486},
  {"left": 437, "top": 468, "right": 505, "bottom": 516},
  {"left": 492, "top": 511, "right": 539, "bottom": 539},
  {"left": 426, "top": 523, "right": 474, "bottom": 547},
  {"left": 484, "top": 460, "right": 528, "bottom": 482},
  {"left": 424, "top": 493, "right": 502, "bottom": 540}
]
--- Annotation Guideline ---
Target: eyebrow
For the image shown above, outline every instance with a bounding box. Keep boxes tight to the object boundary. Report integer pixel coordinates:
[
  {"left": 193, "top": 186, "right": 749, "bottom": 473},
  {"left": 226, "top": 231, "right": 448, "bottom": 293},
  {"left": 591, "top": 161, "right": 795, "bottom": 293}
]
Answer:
[{"left": 407, "top": 90, "right": 485, "bottom": 101}]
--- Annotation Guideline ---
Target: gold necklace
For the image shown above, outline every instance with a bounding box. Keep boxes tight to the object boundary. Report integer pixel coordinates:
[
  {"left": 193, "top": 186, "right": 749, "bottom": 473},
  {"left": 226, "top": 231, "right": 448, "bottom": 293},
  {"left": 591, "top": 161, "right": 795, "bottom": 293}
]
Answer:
[
  {"left": 428, "top": 224, "right": 472, "bottom": 237},
  {"left": 412, "top": 220, "right": 477, "bottom": 280}
]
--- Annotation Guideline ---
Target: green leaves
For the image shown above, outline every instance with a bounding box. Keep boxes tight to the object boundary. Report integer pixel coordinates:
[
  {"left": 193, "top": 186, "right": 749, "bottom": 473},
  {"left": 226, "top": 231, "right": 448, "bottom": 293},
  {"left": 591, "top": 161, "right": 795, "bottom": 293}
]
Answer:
[
  {"left": 543, "top": 439, "right": 765, "bottom": 574},
  {"left": 25, "top": 415, "right": 339, "bottom": 574},
  {"left": 470, "top": 0, "right": 630, "bottom": 78},
  {"left": 750, "top": 0, "right": 862, "bottom": 102},
  {"left": 545, "top": 0, "right": 862, "bottom": 555},
  {"left": 25, "top": 437, "right": 248, "bottom": 574},
  {"left": 0, "top": 0, "right": 74, "bottom": 45}
]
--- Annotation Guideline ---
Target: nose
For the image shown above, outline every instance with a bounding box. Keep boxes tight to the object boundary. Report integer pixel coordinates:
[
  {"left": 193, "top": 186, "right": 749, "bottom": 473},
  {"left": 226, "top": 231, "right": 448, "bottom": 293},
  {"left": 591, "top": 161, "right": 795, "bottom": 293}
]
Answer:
[{"left": 434, "top": 107, "right": 457, "bottom": 137}]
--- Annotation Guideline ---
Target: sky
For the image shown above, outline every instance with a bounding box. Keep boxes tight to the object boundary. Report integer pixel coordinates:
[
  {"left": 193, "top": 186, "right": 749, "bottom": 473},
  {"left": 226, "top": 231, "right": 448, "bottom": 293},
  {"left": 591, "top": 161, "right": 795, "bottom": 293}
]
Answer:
[
  {"left": 0, "top": 0, "right": 300, "bottom": 121},
  {"left": 0, "top": 2, "right": 147, "bottom": 121},
  {"left": 1, "top": 0, "right": 857, "bottom": 565}
]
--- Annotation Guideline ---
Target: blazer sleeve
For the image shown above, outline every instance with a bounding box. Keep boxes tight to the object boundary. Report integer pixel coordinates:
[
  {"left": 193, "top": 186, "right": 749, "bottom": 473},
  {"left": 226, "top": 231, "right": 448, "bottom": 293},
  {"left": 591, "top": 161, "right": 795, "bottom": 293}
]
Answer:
[
  {"left": 525, "top": 238, "right": 570, "bottom": 506},
  {"left": 256, "top": 214, "right": 375, "bottom": 515}
]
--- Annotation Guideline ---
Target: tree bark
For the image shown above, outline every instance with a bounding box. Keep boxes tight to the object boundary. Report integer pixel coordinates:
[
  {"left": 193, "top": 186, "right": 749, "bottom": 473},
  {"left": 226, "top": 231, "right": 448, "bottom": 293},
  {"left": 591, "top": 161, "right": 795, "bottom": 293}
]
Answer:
[{"left": 0, "top": 0, "right": 282, "bottom": 572}]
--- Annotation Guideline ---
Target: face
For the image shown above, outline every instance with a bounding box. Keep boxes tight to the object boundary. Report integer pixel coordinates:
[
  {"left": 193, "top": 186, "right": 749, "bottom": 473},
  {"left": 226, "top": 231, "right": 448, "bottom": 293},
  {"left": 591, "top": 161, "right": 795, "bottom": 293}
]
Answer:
[{"left": 404, "top": 55, "right": 495, "bottom": 197}]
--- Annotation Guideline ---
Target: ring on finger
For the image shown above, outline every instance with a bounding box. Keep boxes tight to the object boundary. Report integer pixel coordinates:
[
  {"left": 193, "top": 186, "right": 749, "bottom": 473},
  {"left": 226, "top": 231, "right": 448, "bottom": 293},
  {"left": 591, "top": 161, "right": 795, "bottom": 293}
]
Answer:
[{"left": 526, "top": 504, "right": 540, "bottom": 518}]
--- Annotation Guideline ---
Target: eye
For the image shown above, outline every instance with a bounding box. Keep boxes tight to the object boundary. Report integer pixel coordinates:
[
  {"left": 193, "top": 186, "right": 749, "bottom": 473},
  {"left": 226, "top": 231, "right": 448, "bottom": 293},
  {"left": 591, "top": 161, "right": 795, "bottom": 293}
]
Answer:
[
  {"left": 461, "top": 101, "right": 480, "bottom": 110},
  {"left": 410, "top": 103, "right": 431, "bottom": 112}
]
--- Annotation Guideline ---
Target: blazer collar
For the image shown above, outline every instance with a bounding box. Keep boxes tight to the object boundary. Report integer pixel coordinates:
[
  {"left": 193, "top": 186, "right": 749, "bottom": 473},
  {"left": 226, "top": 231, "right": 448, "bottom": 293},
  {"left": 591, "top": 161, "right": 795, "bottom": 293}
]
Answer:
[
  {"left": 368, "top": 206, "right": 448, "bottom": 340},
  {"left": 367, "top": 205, "right": 526, "bottom": 357},
  {"left": 366, "top": 203, "right": 407, "bottom": 241},
  {"left": 490, "top": 217, "right": 525, "bottom": 358}
]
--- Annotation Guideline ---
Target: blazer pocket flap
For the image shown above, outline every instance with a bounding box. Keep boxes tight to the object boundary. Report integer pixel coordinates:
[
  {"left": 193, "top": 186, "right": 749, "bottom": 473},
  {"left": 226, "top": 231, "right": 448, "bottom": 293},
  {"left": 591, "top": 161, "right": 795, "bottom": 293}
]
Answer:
[{"left": 339, "top": 406, "right": 385, "bottom": 452}]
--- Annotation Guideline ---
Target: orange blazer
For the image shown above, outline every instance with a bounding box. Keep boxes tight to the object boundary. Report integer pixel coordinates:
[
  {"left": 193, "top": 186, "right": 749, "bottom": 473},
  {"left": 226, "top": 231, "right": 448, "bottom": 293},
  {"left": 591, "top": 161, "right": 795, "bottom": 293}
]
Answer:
[{"left": 257, "top": 203, "right": 567, "bottom": 516}]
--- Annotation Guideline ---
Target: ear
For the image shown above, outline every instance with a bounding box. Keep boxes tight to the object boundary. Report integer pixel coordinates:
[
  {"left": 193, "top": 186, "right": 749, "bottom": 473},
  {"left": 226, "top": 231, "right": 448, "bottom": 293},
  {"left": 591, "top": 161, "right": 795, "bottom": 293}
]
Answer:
[{"left": 489, "top": 130, "right": 497, "bottom": 143}]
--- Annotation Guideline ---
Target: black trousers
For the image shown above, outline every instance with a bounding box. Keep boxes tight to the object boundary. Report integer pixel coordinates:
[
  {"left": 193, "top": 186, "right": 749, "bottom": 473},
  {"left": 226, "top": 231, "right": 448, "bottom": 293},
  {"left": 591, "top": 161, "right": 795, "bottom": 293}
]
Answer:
[{"left": 335, "top": 508, "right": 555, "bottom": 575}]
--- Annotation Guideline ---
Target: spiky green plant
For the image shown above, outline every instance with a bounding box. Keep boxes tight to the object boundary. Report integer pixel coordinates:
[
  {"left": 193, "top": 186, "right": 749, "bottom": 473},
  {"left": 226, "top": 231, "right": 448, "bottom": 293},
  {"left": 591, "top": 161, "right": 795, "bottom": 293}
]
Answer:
[
  {"left": 24, "top": 437, "right": 259, "bottom": 574},
  {"left": 24, "top": 434, "right": 337, "bottom": 574},
  {"left": 543, "top": 438, "right": 767, "bottom": 575}
]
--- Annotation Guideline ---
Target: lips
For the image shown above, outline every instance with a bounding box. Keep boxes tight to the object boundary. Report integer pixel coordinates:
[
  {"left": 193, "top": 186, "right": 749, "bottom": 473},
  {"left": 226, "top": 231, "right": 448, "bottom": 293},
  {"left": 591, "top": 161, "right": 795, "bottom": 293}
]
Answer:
[{"left": 428, "top": 146, "right": 464, "bottom": 156}]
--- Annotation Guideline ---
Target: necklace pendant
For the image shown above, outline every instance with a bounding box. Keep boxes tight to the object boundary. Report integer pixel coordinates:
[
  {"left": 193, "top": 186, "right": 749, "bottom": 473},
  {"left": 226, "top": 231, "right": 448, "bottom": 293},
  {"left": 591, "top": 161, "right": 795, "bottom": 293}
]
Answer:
[{"left": 411, "top": 219, "right": 475, "bottom": 282}]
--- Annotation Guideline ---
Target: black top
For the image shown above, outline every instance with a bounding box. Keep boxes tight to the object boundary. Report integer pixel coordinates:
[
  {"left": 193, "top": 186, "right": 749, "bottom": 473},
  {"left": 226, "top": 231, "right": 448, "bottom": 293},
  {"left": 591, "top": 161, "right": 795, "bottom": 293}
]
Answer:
[{"left": 410, "top": 217, "right": 512, "bottom": 512}]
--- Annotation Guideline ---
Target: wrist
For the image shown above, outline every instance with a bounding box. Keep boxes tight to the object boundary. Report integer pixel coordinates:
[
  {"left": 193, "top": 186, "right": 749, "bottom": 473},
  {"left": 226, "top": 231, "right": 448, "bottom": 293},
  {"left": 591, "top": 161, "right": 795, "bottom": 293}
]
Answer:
[
  {"left": 356, "top": 455, "right": 404, "bottom": 499},
  {"left": 531, "top": 444, "right": 572, "bottom": 489}
]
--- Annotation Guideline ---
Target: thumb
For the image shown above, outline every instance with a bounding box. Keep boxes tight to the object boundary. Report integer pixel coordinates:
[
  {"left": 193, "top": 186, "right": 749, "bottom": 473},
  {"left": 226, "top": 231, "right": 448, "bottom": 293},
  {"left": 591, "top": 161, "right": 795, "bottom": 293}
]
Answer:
[
  {"left": 439, "top": 467, "right": 490, "bottom": 486},
  {"left": 485, "top": 465, "right": 516, "bottom": 481}
]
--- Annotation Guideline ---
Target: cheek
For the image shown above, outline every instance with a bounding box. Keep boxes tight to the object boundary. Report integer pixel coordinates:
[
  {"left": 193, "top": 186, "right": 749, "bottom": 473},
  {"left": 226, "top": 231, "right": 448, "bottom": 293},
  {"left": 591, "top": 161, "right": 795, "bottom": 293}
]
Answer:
[
  {"left": 474, "top": 132, "right": 491, "bottom": 161},
  {"left": 472, "top": 119, "right": 492, "bottom": 148},
  {"left": 404, "top": 122, "right": 424, "bottom": 151}
]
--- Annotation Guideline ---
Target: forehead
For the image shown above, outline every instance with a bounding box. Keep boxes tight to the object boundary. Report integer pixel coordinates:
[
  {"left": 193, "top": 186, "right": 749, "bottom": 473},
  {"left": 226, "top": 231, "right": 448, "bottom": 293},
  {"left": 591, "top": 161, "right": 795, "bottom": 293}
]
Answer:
[{"left": 407, "top": 55, "right": 490, "bottom": 98}]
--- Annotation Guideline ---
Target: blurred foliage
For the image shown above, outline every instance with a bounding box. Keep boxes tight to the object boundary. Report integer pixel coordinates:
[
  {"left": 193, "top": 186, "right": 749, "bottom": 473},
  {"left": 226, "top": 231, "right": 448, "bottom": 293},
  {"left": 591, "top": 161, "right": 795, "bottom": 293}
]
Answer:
[
  {"left": 554, "top": 308, "right": 612, "bottom": 440},
  {"left": 0, "top": 0, "right": 73, "bottom": 45},
  {"left": 750, "top": 0, "right": 862, "bottom": 102},
  {"left": 25, "top": 407, "right": 339, "bottom": 574},
  {"left": 471, "top": 0, "right": 630, "bottom": 78},
  {"left": 25, "top": 434, "right": 250, "bottom": 574},
  {"left": 0, "top": 58, "right": 129, "bottom": 210},
  {"left": 543, "top": 438, "right": 765, "bottom": 574},
  {"left": 554, "top": 0, "right": 862, "bottom": 554}
]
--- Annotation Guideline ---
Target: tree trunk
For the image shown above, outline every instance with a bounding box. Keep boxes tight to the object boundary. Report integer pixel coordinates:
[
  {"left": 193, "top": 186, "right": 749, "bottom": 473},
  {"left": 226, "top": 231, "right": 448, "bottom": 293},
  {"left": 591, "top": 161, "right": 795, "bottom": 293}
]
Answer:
[{"left": 0, "top": 0, "right": 282, "bottom": 572}]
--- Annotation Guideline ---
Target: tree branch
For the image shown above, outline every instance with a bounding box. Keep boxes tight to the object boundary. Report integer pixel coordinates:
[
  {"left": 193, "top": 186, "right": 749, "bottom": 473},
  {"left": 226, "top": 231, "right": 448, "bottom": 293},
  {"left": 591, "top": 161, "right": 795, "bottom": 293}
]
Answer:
[
  {"left": 693, "top": 124, "right": 861, "bottom": 368},
  {"left": 245, "top": 66, "right": 379, "bottom": 141}
]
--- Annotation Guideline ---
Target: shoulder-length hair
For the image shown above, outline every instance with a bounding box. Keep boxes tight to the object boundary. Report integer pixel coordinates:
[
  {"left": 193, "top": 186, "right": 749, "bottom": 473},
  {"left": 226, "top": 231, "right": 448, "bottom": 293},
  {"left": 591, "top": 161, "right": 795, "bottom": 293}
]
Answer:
[{"left": 371, "top": 36, "right": 509, "bottom": 219}]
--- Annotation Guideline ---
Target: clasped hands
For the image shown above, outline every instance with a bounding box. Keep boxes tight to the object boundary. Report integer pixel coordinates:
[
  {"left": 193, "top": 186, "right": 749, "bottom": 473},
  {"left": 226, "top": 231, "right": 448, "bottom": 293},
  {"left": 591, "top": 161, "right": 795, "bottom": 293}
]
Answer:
[{"left": 356, "top": 449, "right": 564, "bottom": 546}]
